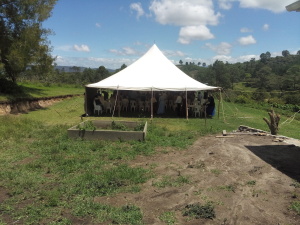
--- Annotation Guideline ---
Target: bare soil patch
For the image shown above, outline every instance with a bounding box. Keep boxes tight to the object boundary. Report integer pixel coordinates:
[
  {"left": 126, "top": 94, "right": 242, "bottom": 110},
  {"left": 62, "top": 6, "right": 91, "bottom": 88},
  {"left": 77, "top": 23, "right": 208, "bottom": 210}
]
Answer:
[{"left": 96, "top": 133, "right": 300, "bottom": 224}]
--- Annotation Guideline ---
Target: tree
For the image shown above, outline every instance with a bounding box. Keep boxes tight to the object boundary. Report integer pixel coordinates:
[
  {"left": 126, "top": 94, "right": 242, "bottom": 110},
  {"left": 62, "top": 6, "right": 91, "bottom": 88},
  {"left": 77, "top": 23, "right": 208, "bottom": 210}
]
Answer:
[
  {"left": 179, "top": 59, "right": 183, "bottom": 65},
  {"left": 114, "top": 64, "right": 127, "bottom": 73},
  {"left": 0, "top": 0, "right": 57, "bottom": 83},
  {"left": 96, "top": 66, "right": 110, "bottom": 81},
  {"left": 282, "top": 50, "right": 290, "bottom": 57},
  {"left": 286, "top": 65, "right": 300, "bottom": 90}
]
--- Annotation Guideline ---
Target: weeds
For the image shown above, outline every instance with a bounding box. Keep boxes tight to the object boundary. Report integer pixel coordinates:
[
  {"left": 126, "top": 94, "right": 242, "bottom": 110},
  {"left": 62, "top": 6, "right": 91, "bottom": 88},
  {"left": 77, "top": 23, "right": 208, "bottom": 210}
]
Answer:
[
  {"left": 246, "top": 180, "right": 256, "bottom": 186},
  {"left": 159, "top": 211, "right": 176, "bottom": 224},
  {"left": 210, "top": 169, "right": 221, "bottom": 176},
  {"left": 152, "top": 175, "right": 190, "bottom": 188},
  {"left": 289, "top": 201, "right": 300, "bottom": 215},
  {"left": 182, "top": 203, "right": 215, "bottom": 219}
]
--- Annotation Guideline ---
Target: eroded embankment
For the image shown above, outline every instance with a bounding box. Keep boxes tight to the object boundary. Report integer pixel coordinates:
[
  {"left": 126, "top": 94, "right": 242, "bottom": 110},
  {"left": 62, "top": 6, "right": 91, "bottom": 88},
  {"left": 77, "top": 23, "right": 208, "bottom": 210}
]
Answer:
[{"left": 0, "top": 94, "right": 81, "bottom": 115}]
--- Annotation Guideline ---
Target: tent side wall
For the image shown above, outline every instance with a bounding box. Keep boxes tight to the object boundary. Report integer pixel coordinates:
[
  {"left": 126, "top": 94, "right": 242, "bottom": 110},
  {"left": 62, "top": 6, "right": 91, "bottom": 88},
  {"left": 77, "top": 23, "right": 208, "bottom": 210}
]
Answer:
[{"left": 85, "top": 87, "right": 98, "bottom": 116}]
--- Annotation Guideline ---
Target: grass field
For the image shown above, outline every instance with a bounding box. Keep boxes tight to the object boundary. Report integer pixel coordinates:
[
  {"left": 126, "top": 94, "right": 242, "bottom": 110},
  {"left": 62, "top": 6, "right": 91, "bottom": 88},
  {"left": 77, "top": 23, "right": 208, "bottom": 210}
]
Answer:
[
  {"left": 0, "top": 95, "right": 299, "bottom": 224},
  {"left": 0, "top": 82, "right": 84, "bottom": 101}
]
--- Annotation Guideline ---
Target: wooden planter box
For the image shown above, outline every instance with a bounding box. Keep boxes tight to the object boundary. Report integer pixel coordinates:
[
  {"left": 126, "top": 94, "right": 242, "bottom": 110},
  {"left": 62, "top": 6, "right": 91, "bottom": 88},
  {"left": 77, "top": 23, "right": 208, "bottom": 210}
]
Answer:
[{"left": 68, "top": 120, "right": 147, "bottom": 141}]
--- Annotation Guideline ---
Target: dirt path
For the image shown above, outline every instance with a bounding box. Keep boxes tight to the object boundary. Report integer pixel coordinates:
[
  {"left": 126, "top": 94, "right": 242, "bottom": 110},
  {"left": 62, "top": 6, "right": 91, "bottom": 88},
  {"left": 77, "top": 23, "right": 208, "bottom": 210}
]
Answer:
[{"left": 96, "top": 133, "right": 300, "bottom": 224}]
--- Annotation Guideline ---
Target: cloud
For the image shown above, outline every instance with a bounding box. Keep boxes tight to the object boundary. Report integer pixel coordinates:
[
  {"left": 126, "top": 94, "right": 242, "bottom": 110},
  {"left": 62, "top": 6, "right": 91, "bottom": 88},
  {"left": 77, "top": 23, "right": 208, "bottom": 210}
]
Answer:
[
  {"left": 54, "top": 56, "right": 135, "bottom": 69},
  {"left": 238, "top": 35, "right": 256, "bottom": 45},
  {"left": 163, "top": 50, "right": 186, "bottom": 57},
  {"left": 238, "top": 0, "right": 294, "bottom": 13},
  {"left": 149, "top": 0, "right": 221, "bottom": 44},
  {"left": 262, "top": 24, "right": 269, "bottom": 31},
  {"left": 149, "top": 0, "right": 221, "bottom": 26},
  {"left": 210, "top": 53, "right": 259, "bottom": 64},
  {"left": 130, "top": 2, "right": 145, "bottom": 19},
  {"left": 109, "top": 47, "right": 139, "bottom": 56},
  {"left": 95, "top": 23, "right": 101, "bottom": 28},
  {"left": 240, "top": 27, "right": 252, "bottom": 33},
  {"left": 56, "top": 45, "right": 72, "bottom": 51},
  {"left": 205, "top": 42, "right": 232, "bottom": 55},
  {"left": 73, "top": 44, "right": 90, "bottom": 52},
  {"left": 218, "top": 0, "right": 235, "bottom": 10},
  {"left": 178, "top": 25, "right": 215, "bottom": 44}
]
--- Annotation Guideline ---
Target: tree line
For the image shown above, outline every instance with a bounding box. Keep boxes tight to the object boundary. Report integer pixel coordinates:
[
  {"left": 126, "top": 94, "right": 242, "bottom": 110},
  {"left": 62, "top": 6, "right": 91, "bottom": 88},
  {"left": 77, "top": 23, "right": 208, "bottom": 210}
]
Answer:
[{"left": 193, "top": 51, "right": 300, "bottom": 105}]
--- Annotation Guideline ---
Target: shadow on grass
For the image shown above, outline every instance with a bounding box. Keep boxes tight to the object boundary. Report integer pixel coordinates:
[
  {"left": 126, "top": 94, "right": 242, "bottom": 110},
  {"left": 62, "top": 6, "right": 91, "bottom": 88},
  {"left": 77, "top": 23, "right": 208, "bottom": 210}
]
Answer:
[
  {"left": 0, "top": 83, "right": 45, "bottom": 102},
  {"left": 246, "top": 144, "right": 300, "bottom": 182}
]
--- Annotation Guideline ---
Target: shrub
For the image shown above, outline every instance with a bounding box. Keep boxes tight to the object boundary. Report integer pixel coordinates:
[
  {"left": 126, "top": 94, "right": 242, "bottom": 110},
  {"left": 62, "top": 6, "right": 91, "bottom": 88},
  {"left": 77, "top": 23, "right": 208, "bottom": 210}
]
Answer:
[
  {"left": 182, "top": 203, "right": 215, "bottom": 219},
  {"left": 235, "top": 95, "right": 251, "bottom": 104}
]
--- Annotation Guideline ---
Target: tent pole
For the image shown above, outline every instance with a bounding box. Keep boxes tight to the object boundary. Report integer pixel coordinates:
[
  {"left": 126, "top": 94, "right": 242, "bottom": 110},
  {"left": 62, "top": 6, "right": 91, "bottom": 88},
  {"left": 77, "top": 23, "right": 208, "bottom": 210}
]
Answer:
[
  {"left": 112, "top": 87, "right": 119, "bottom": 118},
  {"left": 185, "top": 89, "right": 188, "bottom": 120}
]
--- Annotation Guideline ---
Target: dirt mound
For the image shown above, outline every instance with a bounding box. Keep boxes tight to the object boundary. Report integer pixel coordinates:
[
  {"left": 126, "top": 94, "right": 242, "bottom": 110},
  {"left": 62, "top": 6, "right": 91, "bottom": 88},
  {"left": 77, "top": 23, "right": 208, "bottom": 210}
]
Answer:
[{"left": 0, "top": 95, "right": 79, "bottom": 115}]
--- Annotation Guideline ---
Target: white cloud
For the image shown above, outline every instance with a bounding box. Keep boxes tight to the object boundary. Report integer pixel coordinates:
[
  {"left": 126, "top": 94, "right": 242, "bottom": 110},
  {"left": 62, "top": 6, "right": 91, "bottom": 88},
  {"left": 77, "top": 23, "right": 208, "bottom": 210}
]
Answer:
[
  {"left": 109, "top": 47, "right": 139, "bottom": 56},
  {"left": 95, "top": 23, "right": 101, "bottom": 28},
  {"left": 149, "top": 0, "right": 221, "bottom": 44},
  {"left": 130, "top": 2, "right": 145, "bottom": 19},
  {"left": 238, "top": 35, "right": 256, "bottom": 45},
  {"left": 262, "top": 24, "right": 269, "bottom": 31},
  {"left": 205, "top": 42, "right": 232, "bottom": 55},
  {"left": 238, "top": 0, "right": 294, "bottom": 13},
  {"left": 203, "top": 53, "right": 259, "bottom": 65},
  {"left": 178, "top": 25, "right": 215, "bottom": 44},
  {"left": 216, "top": 0, "right": 294, "bottom": 13},
  {"left": 149, "top": 0, "right": 221, "bottom": 26},
  {"left": 73, "top": 44, "right": 90, "bottom": 52},
  {"left": 163, "top": 50, "right": 186, "bottom": 57},
  {"left": 218, "top": 0, "right": 235, "bottom": 10},
  {"left": 54, "top": 56, "right": 135, "bottom": 69},
  {"left": 240, "top": 27, "right": 252, "bottom": 33},
  {"left": 56, "top": 45, "right": 72, "bottom": 51}
]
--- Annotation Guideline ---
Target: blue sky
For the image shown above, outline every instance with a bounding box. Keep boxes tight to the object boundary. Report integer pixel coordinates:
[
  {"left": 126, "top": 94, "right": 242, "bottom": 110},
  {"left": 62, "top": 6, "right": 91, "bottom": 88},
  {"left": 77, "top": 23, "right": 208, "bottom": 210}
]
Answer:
[{"left": 43, "top": 0, "right": 300, "bottom": 69}]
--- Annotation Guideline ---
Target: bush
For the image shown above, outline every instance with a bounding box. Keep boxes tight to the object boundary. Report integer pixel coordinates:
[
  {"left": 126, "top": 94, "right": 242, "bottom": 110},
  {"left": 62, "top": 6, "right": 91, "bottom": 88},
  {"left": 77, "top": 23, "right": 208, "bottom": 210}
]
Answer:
[
  {"left": 252, "top": 89, "right": 270, "bottom": 102},
  {"left": 284, "top": 93, "right": 300, "bottom": 105},
  {"left": 235, "top": 95, "right": 252, "bottom": 104}
]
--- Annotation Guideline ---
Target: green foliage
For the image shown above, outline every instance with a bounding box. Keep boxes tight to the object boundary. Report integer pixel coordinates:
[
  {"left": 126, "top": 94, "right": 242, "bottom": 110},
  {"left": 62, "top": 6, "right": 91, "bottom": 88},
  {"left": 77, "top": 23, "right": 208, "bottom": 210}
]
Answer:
[
  {"left": 246, "top": 180, "right": 256, "bottom": 186},
  {"left": 111, "top": 121, "right": 130, "bottom": 131},
  {"left": 252, "top": 89, "right": 271, "bottom": 101},
  {"left": 235, "top": 95, "right": 252, "bottom": 104},
  {"left": 76, "top": 120, "right": 96, "bottom": 131},
  {"left": 182, "top": 203, "right": 215, "bottom": 219},
  {"left": 0, "top": 0, "right": 58, "bottom": 83},
  {"left": 152, "top": 175, "right": 190, "bottom": 188},
  {"left": 159, "top": 211, "right": 176, "bottom": 224},
  {"left": 289, "top": 201, "right": 300, "bottom": 215}
]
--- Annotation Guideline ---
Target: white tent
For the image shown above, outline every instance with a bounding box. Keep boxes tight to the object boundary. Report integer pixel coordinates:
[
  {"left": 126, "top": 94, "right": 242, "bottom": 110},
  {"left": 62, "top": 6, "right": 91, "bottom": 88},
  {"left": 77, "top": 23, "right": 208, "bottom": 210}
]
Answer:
[
  {"left": 85, "top": 44, "right": 219, "bottom": 118},
  {"left": 86, "top": 44, "right": 218, "bottom": 91}
]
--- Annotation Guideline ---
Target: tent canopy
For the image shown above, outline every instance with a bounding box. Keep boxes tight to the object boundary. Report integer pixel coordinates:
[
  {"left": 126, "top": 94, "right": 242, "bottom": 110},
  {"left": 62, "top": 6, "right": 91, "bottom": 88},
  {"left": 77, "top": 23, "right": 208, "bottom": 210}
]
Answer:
[{"left": 86, "top": 44, "right": 218, "bottom": 92}]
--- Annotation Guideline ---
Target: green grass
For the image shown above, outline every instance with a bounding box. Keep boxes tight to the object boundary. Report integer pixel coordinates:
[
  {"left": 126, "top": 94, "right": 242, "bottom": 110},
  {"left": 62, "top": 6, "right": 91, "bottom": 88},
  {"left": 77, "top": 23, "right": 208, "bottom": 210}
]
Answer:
[
  {"left": 289, "top": 201, "right": 300, "bottom": 215},
  {"left": 0, "top": 95, "right": 299, "bottom": 224},
  {"left": 0, "top": 82, "right": 84, "bottom": 101},
  {"left": 159, "top": 211, "right": 176, "bottom": 224}
]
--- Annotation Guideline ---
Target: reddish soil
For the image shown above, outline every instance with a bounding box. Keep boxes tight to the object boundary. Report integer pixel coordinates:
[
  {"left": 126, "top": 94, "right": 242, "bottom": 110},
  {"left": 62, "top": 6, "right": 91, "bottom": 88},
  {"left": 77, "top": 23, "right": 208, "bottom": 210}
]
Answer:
[{"left": 96, "top": 133, "right": 300, "bottom": 224}]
